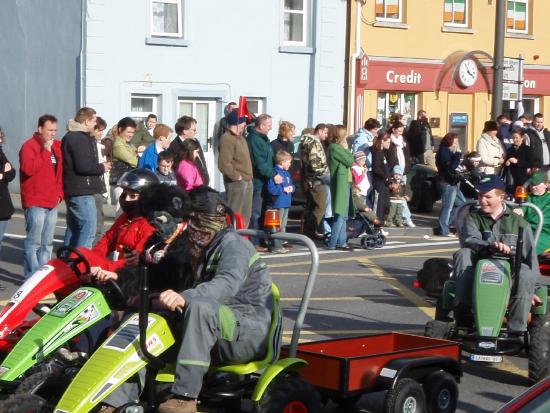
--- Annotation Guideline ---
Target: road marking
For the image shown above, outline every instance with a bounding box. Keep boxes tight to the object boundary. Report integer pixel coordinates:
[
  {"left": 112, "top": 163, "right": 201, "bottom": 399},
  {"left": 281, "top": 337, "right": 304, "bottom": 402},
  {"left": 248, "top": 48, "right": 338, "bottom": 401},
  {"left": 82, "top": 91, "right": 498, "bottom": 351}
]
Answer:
[
  {"left": 266, "top": 247, "right": 457, "bottom": 268},
  {"left": 272, "top": 272, "right": 376, "bottom": 277},
  {"left": 5, "top": 233, "right": 64, "bottom": 244},
  {"left": 281, "top": 296, "right": 405, "bottom": 301}
]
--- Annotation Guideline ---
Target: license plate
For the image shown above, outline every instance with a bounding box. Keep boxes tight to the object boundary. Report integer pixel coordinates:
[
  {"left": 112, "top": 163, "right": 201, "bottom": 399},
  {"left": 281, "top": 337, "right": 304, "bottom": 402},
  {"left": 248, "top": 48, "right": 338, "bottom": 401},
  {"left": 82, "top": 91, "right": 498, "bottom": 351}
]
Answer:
[{"left": 470, "top": 354, "right": 503, "bottom": 363}]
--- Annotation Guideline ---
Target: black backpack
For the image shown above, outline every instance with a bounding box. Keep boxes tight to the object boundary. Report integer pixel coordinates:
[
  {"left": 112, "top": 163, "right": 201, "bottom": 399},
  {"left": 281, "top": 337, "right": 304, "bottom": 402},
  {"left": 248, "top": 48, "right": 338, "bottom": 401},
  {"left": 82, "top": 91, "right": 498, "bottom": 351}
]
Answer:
[{"left": 416, "top": 258, "right": 452, "bottom": 298}]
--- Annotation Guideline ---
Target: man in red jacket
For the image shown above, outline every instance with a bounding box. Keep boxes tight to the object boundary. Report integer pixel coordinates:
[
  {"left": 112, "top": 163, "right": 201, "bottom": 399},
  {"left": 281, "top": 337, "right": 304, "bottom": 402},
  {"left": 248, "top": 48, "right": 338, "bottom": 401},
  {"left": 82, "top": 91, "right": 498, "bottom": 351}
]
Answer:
[{"left": 19, "top": 114, "right": 64, "bottom": 278}]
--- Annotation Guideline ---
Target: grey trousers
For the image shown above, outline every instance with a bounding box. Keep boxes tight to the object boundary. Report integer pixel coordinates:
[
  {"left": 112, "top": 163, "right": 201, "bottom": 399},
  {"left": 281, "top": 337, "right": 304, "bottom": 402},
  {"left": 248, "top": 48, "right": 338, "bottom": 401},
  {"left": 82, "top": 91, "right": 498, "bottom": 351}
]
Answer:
[
  {"left": 453, "top": 248, "right": 536, "bottom": 332},
  {"left": 225, "top": 180, "right": 253, "bottom": 228},
  {"left": 104, "top": 297, "right": 269, "bottom": 407}
]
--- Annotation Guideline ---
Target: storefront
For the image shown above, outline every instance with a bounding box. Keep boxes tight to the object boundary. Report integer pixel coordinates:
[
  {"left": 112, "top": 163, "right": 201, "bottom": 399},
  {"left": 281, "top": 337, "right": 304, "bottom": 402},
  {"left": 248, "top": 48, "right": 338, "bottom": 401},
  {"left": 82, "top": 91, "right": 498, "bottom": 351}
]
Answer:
[{"left": 355, "top": 54, "right": 550, "bottom": 151}]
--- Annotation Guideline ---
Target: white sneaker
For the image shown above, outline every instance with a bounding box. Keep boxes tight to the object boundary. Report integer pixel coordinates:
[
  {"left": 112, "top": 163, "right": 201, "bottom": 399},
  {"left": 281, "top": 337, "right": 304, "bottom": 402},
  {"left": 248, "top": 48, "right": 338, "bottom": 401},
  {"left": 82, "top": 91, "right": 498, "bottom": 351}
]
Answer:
[
  {"left": 380, "top": 229, "right": 389, "bottom": 236},
  {"left": 405, "top": 221, "right": 416, "bottom": 228},
  {"left": 444, "top": 233, "right": 457, "bottom": 238}
]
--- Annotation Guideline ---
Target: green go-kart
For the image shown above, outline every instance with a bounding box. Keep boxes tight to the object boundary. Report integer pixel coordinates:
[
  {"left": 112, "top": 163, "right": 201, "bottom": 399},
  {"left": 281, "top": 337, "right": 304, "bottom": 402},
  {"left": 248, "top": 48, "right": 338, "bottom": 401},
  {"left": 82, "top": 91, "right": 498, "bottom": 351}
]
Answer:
[
  {"left": 425, "top": 201, "right": 550, "bottom": 383},
  {"left": 0, "top": 267, "right": 127, "bottom": 403},
  {"left": 33, "top": 231, "right": 320, "bottom": 413}
]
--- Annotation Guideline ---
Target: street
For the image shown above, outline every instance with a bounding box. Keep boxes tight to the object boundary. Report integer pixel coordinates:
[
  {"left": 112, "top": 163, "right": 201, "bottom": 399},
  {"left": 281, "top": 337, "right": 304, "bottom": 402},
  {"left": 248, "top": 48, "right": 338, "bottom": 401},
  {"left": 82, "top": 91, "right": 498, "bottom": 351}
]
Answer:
[{"left": 0, "top": 209, "right": 535, "bottom": 412}]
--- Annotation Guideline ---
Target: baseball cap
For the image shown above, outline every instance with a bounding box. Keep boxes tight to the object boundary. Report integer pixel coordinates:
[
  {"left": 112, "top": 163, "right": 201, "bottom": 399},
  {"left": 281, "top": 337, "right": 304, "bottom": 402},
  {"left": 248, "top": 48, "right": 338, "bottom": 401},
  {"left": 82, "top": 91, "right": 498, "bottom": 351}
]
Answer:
[
  {"left": 528, "top": 171, "right": 547, "bottom": 186},
  {"left": 475, "top": 174, "right": 506, "bottom": 192}
]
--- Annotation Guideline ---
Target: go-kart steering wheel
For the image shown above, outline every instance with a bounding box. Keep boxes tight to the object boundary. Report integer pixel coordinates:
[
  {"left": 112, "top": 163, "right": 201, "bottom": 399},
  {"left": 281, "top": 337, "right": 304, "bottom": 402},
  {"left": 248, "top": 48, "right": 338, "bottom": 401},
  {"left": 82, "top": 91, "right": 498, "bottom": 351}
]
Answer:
[
  {"left": 56, "top": 246, "right": 91, "bottom": 278},
  {"left": 96, "top": 278, "right": 127, "bottom": 311}
]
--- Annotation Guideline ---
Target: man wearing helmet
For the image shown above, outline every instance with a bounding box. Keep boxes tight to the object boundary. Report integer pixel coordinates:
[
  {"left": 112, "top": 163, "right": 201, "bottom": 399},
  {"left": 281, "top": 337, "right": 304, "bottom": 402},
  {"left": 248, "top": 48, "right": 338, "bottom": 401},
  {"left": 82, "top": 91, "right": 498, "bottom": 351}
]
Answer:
[
  {"left": 99, "top": 186, "right": 274, "bottom": 413},
  {"left": 84, "top": 168, "right": 160, "bottom": 276}
]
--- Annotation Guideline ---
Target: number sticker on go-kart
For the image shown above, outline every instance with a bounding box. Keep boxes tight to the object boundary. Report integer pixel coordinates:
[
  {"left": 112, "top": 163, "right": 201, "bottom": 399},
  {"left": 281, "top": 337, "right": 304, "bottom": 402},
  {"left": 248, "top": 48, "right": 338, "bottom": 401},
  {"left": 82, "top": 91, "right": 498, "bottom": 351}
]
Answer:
[{"left": 470, "top": 354, "right": 503, "bottom": 363}]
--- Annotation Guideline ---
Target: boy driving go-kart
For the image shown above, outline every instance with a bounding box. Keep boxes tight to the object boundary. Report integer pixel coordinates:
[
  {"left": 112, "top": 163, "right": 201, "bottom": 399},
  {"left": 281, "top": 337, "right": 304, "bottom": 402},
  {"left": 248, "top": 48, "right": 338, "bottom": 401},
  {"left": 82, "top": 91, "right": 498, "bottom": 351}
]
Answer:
[
  {"left": 96, "top": 186, "right": 274, "bottom": 413},
  {"left": 453, "top": 174, "right": 539, "bottom": 333}
]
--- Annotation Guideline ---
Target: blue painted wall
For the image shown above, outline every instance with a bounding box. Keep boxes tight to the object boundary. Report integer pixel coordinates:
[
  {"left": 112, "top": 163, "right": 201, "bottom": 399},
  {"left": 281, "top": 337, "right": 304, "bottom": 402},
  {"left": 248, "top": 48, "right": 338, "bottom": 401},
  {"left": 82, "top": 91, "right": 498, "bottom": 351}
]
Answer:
[{"left": 0, "top": 0, "right": 82, "bottom": 190}]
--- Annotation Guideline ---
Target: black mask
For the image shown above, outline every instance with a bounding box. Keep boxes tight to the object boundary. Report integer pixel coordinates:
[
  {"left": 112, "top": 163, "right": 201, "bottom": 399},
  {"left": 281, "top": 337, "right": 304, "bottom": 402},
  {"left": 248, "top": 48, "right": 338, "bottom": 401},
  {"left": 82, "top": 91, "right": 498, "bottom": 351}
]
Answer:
[{"left": 120, "top": 199, "right": 141, "bottom": 219}]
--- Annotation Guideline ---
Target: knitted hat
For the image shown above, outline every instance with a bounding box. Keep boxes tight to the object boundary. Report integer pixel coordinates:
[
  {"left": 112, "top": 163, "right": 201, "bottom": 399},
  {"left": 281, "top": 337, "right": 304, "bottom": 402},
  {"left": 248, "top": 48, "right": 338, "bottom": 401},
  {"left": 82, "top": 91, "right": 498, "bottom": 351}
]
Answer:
[
  {"left": 226, "top": 110, "right": 247, "bottom": 126},
  {"left": 483, "top": 120, "right": 499, "bottom": 133},
  {"left": 392, "top": 165, "right": 404, "bottom": 175},
  {"left": 354, "top": 151, "right": 367, "bottom": 161}
]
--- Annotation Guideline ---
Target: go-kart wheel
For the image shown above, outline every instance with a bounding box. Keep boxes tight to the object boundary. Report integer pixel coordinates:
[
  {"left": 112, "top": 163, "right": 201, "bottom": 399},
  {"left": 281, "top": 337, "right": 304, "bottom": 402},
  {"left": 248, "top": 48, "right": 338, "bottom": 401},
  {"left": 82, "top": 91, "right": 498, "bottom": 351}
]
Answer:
[
  {"left": 384, "top": 378, "right": 426, "bottom": 413},
  {"left": 332, "top": 395, "right": 361, "bottom": 412},
  {"left": 361, "top": 236, "right": 377, "bottom": 250},
  {"left": 424, "top": 320, "right": 452, "bottom": 340},
  {"left": 14, "top": 369, "right": 73, "bottom": 406},
  {"left": 423, "top": 371, "right": 458, "bottom": 413},
  {"left": 376, "top": 234, "right": 386, "bottom": 248},
  {"left": 98, "top": 279, "right": 127, "bottom": 311},
  {"left": 0, "top": 394, "right": 49, "bottom": 413},
  {"left": 56, "top": 246, "right": 91, "bottom": 278},
  {"left": 257, "top": 374, "right": 322, "bottom": 413},
  {"left": 528, "top": 307, "right": 550, "bottom": 383}
]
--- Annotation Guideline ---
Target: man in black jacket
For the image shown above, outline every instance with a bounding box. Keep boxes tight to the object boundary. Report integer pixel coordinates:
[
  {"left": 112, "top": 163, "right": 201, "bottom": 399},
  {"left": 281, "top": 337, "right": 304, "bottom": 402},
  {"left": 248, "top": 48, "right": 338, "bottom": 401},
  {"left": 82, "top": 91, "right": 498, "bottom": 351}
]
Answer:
[
  {"left": 62, "top": 107, "right": 111, "bottom": 248},
  {"left": 525, "top": 113, "right": 550, "bottom": 172},
  {"left": 407, "top": 110, "right": 434, "bottom": 165}
]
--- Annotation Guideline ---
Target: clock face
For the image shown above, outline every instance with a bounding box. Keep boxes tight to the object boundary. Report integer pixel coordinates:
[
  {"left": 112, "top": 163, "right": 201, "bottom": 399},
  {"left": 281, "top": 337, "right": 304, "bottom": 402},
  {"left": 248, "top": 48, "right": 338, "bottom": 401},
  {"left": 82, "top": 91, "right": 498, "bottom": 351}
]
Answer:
[{"left": 457, "top": 59, "right": 478, "bottom": 87}]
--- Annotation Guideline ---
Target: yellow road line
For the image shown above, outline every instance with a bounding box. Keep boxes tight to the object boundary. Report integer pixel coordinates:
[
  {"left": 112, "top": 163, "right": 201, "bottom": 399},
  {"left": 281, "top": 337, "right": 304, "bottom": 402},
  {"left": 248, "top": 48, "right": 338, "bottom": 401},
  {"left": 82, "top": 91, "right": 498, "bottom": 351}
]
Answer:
[
  {"left": 281, "top": 296, "right": 405, "bottom": 301},
  {"left": 267, "top": 248, "right": 456, "bottom": 268}
]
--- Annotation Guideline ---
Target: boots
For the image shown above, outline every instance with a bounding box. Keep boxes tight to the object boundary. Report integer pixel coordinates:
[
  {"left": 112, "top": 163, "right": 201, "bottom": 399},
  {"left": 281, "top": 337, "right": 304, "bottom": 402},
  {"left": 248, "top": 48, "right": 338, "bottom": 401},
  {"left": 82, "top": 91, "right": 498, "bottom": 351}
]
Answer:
[
  {"left": 97, "top": 406, "right": 115, "bottom": 413},
  {"left": 158, "top": 398, "right": 198, "bottom": 413}
]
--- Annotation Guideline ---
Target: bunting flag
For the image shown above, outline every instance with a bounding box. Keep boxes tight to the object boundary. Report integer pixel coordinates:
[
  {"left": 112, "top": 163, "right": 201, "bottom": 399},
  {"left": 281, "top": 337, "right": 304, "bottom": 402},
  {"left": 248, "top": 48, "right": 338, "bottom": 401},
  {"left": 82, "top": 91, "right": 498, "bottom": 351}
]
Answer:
[
  {"left": 375, "top": 0, "right": 400, "bottom": 19},
  {"left": 507, "top": 1, "right": 527, "bottom": 31},
  {"left": 444, "top": 0, "right": 466, "bottom": 25},
  {"left": 237, "top": 96, "right": 253, "bottom": 121}
]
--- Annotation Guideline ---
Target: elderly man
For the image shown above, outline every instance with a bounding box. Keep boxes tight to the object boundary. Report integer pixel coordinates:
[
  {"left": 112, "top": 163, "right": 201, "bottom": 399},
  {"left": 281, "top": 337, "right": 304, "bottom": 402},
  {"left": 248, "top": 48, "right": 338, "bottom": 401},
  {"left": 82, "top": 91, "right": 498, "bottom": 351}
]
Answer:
[
  {"left": 453, "top": 175, "right": 539, "bottom": 333},
  {"left": 218, "top": 110, "right": 253, "bottom": 226}
]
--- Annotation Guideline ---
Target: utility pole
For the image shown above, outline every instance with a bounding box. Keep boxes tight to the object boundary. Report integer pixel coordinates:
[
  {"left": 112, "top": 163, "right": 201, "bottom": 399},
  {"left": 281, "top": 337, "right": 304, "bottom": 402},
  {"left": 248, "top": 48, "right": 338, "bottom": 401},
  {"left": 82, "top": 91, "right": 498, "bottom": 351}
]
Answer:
[{"left": 492, "top": 0, "right": 506, "bottom": 119}]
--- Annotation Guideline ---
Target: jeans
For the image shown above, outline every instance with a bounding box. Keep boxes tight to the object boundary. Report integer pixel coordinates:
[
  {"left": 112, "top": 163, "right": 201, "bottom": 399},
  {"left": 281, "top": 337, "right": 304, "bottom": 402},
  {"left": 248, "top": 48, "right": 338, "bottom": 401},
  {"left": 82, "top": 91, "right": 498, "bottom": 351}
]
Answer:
[
  {"left": 323, "top": 184, "right": 332, "bottom": 234},
  {"left": 94, "top": 193, "right": 105, "bottom": 246},
  {"left": 328, "top": 214, "right": 348, "bottom": 248},
  {"left": 249, "top": 186, "right": 264, "bottom": 245},
  {"left": 0, "top": 219, "right": 8, "bottom": 255},
  {"left": 64, "top": 195, "right": 97, "bottom": 248},
  {"left": 438, "top": 184, "right": 465, "bottom": 236},
  {"left": 24, "top": 207, "right": 58, "bottom": 277},
  {"left": 402, "top": 200, "right": 412, "bottom": 222}
]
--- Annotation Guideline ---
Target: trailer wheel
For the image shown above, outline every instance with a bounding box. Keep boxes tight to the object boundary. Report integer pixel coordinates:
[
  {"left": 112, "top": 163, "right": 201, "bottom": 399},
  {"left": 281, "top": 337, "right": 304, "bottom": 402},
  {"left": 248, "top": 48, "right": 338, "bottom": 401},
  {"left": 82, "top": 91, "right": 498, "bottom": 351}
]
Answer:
[
  {"left": 257, "top": 375, "right": 322, "bottom": 413},
  {"left": 528, "top": 309, "right": 550, "bottom": 383},
  {"left": 423, "top": 371, "right": 458, "bottom": 413},
  {"left": 0, "top": 394, "right": 48, "bottom": 413},
  {"left": 384, "top": 378, "right": 426, "bottom": 413},
  {"left": 424, "top": 320, "right": 452, "bottom": 339}
]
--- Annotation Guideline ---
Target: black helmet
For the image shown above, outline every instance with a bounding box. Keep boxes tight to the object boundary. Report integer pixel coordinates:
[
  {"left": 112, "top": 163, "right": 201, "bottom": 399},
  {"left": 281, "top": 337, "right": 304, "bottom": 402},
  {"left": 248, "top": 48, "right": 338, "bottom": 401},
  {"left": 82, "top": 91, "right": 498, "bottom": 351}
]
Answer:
[{"left": 117, "top": 168, "right": 160, "bottom": 193}]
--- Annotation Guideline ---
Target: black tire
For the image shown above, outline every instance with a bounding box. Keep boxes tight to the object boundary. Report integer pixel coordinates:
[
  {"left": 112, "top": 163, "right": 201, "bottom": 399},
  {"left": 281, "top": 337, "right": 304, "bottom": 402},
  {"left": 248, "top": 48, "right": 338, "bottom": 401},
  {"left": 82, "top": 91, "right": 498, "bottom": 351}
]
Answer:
[
  {"left": 384, "top": 378, "right": 427, "bottom": 413},
  {"left": 423, "top": 371, "right": 458, "bottom": 413},
  {"left": 362, "top": 236, "right": 377, "bottom": 250},
  {"left": 257, "top": 375, "right": 322, "bottom": 413},
  {"left": 0, "top": 394, "right": 48, "bottom": 413},
  {"left": 376, "top": 234, "right": 386, "bottom": 248},
  {"left": 528, "top": 309, "right": 550, "bottom": 383},
  {"left": 333, "top": 395, "right": 361, "bottom": 412},
  {"left": 424, "top": 320, "right": 452, "bottom": 339},
  {"left": 14, "top": 369, "right": 72, "bottom": 406}
]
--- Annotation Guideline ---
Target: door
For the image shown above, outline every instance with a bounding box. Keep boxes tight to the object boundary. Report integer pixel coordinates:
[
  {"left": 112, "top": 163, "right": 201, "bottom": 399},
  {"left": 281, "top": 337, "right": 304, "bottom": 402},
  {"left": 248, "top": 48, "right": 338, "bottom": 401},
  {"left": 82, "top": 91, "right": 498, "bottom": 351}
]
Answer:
[{"left": 177, "top": 99, "right": 219, "bottom": 189}]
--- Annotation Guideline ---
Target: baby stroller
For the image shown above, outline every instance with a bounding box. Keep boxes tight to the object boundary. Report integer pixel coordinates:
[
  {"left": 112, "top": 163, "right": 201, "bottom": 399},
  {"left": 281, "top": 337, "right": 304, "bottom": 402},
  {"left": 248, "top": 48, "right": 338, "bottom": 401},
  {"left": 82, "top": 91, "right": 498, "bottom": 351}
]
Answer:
[{"left": 346, "top": 212, "right": 386, "bottom": 249}]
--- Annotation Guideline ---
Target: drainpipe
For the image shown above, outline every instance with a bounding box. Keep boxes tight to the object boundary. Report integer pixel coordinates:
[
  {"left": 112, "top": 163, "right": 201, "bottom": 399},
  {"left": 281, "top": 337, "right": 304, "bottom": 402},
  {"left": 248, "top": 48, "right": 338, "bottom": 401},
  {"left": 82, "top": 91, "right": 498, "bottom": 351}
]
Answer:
[
  {"left": 349, "top": 0, "right": 362, "bottom": 134},
  {"left": 79, "top": 0, "right": 87, "bottom": 107}
]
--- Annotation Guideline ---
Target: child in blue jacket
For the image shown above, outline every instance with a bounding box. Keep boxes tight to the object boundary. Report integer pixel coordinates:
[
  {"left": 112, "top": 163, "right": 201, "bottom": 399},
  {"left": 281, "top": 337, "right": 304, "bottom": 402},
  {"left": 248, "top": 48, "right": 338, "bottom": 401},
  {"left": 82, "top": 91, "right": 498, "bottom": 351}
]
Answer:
[{"left": 267, "top": 150, "right": 295, "bottom": 253}]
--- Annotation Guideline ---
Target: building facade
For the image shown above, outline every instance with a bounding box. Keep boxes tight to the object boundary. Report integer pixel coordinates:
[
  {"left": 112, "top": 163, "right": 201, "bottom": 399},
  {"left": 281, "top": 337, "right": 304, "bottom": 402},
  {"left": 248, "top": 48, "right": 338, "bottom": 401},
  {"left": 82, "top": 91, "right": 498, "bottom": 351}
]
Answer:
[
  {"left": 1, "top": 0, "right": 347, "bottom": 191},
  {"left": 347, "top": 0, "right": 550, "bottom": 151}
]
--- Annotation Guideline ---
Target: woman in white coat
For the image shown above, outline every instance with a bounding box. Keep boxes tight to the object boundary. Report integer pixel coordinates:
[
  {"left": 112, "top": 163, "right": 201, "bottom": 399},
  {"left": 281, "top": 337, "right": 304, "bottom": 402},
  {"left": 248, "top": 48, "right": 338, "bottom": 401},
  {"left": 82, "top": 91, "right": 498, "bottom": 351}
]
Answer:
[{"left": 476, "top": 120, "right": 504, "bottom": 175}]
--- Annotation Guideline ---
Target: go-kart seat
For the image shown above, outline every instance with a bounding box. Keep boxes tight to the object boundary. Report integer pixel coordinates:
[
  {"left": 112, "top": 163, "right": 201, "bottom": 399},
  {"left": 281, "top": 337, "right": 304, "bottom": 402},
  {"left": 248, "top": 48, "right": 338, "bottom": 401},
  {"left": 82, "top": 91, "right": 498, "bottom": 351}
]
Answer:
[
  {"left": 216, "top": 283, "right": 282, "bottom": 374},
  {"left": 156, "top": 284, "right": 282, "bottom": 382}
]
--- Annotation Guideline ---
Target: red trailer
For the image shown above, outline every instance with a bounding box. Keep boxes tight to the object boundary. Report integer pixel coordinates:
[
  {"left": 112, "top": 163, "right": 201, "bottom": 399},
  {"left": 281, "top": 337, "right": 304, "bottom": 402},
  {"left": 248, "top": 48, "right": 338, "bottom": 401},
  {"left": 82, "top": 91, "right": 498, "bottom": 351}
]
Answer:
[{"left": 282, "top": 332, "right": 461, "bottom": 413}]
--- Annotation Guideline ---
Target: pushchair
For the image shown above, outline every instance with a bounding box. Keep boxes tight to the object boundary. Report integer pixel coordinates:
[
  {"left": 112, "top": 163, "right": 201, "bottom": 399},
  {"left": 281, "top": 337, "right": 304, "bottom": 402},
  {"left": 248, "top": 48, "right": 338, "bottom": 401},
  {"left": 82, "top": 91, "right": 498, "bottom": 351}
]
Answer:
[{"left": 346, "top": 212, "right": 386, "bottom": 249}]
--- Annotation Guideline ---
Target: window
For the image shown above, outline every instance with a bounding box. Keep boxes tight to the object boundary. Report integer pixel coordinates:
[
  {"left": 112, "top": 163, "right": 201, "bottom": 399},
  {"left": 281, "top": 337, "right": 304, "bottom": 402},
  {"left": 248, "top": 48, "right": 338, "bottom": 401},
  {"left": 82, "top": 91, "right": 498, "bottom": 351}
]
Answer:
[
  {"left": 246, "top": 97, "right": 267, "bottom": 117},
  {"left": 376, "top": 92, "right": 416, "bottom": 128},
  {"left": 375, "top": 0, "right": 402, "bottom": 22},
  {"left": 443, "top": 0, "right": 468, "bottom": 27},
  {"left": 507, "top": 0, "right": 528, "bottom": 33},
  {"left": 283, "top": 0, "right": 307, "bottom": 45},
  {"left": 150, "top": 0, "right": 183, "bottom": 37},
  {"left": 130, "top": 94, "right": 159, "bottom": 123}
]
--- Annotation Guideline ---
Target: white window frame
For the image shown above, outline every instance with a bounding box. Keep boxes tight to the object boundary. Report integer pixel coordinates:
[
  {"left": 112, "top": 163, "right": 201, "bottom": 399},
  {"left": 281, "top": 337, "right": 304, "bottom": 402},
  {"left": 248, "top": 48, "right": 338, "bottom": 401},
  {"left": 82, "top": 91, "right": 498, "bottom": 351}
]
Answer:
[
  {"left": 150, "top": 0, "right": 183, "bottom": 38},
  {"left": 282, "top": 0, "right": 308, "bottom": 46},
  {"left": 130, "top": 94, "right": 159, "bottom": 121},
  {"left": 506, "top": 0, "right": 528, "bottom": 34},
  {"left": 443, "top": 0, "right": 469, "bottom": 28},
  {"left": 375, "top": 0, "right": 403, "bottom": 23},
  {"left": 246, "top": 97, "right": 267, "bottom": 117}
]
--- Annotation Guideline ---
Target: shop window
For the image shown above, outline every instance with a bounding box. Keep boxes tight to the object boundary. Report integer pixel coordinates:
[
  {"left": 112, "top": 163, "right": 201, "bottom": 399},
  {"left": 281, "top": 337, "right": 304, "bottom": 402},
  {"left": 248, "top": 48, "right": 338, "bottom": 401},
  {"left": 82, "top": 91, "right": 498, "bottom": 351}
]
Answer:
[
  {"left": 375, "top": 0, "right": 402, "bottom": 22},
  {"left": 130, "top": 94, "right": 160, "bottom": 123},
  {"left": 246, "top": 97, "right": 267, "bottom": 117},
  {"left": 502, "top": 97, "right": 540, "bottom": 120},
  {"left": 282, "top": 0, "right": 308, "bottom": 46},
  {"left": 506, "top": 0, "right": 528, "bottom": 34},
  {"left": 376, "top": 92, "right": 416, "bottom": 128},
  {"left": 443, "top": 0, "right": 468, "bottom": 27}
]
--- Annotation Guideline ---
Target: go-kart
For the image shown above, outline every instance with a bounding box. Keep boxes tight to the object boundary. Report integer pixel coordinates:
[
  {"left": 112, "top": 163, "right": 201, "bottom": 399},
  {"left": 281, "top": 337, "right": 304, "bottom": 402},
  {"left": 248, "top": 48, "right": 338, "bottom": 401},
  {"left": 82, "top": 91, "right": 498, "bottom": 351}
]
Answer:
[{"left": 424, "top": 202, "right": 550, "bottom": 383}]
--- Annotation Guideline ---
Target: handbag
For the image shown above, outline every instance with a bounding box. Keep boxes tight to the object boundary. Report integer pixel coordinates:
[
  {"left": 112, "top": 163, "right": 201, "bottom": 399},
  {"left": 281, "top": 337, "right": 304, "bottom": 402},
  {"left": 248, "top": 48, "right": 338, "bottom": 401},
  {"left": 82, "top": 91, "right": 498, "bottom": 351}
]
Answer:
[{"left": 109, "top": 160, "right": 133, "bottom": 185}]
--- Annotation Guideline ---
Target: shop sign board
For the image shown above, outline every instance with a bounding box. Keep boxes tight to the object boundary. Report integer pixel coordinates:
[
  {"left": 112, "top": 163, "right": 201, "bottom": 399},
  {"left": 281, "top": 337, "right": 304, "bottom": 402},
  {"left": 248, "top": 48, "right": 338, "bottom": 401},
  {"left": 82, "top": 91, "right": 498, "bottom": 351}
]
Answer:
[{"left": 503, "top": 57, "right": 523, "bottom": 101}]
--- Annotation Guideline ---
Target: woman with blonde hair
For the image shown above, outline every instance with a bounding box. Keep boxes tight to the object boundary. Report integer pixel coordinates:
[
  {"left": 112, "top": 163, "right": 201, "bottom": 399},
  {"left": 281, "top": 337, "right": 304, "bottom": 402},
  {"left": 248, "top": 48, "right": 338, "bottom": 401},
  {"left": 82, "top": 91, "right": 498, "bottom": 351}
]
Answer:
[{"left": 271, "top": 120, "right": 296, "bottom": 158}]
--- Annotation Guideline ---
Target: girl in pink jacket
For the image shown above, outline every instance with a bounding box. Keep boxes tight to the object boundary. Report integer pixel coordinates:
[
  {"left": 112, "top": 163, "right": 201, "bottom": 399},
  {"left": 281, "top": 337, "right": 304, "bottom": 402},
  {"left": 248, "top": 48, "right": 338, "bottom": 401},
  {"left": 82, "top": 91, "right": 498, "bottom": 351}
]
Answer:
[{"left": 175, "top": 139, "right": 204, "bottom": 191}]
